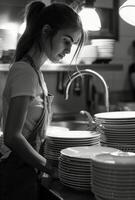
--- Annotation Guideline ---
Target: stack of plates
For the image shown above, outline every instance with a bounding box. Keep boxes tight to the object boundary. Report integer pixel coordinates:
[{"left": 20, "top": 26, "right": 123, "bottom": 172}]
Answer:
[
  {"left": 94, "top": 111, "right": 135, "bottom": 152},
  {"left": 44, "top": 130, "right": 100, "bottom": 161},
  {"left": 91, "top": 39, "right": 115, "bottom": 60},
  {"left": 46, "top": 125, "right": 69, "bottom": 136},
  {"left": 59, "top": 145, "right": 120, "bottom": 191},
  {"left": 91, "top": 151, "right": 135, "bottom": 200}
]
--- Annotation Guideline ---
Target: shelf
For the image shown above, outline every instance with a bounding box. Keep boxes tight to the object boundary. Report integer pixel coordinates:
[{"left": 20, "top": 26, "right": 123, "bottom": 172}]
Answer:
[{"left": 0, "top": 63, "right": 123, "bottom": 72}]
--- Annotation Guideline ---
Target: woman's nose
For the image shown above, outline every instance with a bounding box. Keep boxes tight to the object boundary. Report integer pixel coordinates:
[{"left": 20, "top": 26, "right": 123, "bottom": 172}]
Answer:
[{"left": 65, "top": 45, "right": 72, "bottom": 54}]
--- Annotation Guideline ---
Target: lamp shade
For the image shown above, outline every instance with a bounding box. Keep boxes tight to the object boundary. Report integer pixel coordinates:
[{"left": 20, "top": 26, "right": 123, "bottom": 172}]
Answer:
[
  {"left": 119, "top": 0, "right": 135, "bottom": 26},
  {"left": 79, "top": 7, "right": 101, "bottom": 31}
]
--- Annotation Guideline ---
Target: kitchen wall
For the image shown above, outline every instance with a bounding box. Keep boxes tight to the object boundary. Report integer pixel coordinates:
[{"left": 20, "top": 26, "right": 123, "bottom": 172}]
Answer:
[{"left": 0, "top": 0, "right": 135, "bottom": 117}]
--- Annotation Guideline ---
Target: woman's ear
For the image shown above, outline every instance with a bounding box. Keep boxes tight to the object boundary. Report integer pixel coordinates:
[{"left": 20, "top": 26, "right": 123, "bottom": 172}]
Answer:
[{"left": 42, "top": 24, "right": 52, "bottom": 36}]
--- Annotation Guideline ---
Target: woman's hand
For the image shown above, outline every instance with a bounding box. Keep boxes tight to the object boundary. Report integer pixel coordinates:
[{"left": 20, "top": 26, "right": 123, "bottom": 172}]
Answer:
[
  {"left": 41, "top": 173, "right": 53, "bottom": 189},
  {"left": 41, "top": 161, "right": 58, "bottom": 189},
  {"left": 45, "top": 160, "right": 58, "bottom": 179}
]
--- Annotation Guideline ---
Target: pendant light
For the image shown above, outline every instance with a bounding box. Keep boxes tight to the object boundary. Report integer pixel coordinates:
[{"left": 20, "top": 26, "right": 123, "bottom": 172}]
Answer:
[
  {"left": 119, "top": 0, "right": 135, "bottom": 26},
  {"left": 78, "top": 0, "right": 101, "bottom": 31}
]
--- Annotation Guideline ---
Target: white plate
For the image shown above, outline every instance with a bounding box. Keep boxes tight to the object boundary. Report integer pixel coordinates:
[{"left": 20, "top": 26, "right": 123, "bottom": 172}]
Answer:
[
  {"left": 60, "top": 145, "right": 120, "bottom": 159},
  {"left": 46, "top": 126, "right": 69, "bottom": 136},
  {"left": 92, "top": 152, "right": 135, "bottom": 165},
  {"left": 47, "top": 130, "right": 98, "bottom": 139},
  {"left": 95, "top": 111, "right": 135, "bottom": 119}
]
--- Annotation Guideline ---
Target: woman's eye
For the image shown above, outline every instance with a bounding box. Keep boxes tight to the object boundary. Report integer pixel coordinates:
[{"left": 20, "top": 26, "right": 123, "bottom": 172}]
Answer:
[{"left": 63, "top": 38, "right": 71, "bottom": 46}]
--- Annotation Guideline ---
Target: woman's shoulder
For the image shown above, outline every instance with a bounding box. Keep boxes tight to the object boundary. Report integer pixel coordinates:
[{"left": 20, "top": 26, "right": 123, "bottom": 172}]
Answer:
[{"left": 9, "top": 61, "right": 37, "bottom": 78}]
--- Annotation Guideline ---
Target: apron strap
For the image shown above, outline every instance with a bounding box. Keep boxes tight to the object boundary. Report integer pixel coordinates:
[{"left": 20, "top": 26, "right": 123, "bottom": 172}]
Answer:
[
  {"left": 24, "top": 55, "right": 47, "bottom": 150},
  {"left": 24, "top": 55, "right": 46, "bottom": 100}
]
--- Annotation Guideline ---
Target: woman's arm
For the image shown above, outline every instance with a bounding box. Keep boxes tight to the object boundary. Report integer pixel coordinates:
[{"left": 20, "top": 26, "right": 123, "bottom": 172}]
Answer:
[{"left": 4, "top": 96, "right": 50, "bottom": 173}]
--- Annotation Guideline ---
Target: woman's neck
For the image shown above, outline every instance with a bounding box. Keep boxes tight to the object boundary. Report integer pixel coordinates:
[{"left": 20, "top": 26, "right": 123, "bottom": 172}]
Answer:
[{"left": 27, "top": 48, "right": 47, "bottom": 70}]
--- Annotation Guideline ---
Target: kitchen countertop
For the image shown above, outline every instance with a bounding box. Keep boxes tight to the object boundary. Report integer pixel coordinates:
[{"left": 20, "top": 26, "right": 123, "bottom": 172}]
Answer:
[
  {"left": 0, "top": 63, "right": 123, "bottom": 71},
  {"left": 41, "top": 177, "right": 96, "bottom": 200}
]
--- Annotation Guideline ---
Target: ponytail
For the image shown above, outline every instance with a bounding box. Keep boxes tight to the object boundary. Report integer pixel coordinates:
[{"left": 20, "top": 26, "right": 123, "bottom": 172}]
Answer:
[
  {"left": 15, "top": 1, "right": 46, "bottom": 61},
  {"left": 25, "top": 1, "right": 46, "bottom": 27}
]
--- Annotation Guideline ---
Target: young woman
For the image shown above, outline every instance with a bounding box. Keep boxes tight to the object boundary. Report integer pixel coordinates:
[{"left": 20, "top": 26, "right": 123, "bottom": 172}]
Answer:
[{"left": 0, "top": 1, "right": 84, "bottom": 200}]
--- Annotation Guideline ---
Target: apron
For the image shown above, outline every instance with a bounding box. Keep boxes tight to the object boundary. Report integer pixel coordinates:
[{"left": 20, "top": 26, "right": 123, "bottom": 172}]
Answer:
[{"left": 0, "top": 55, "right": 54, "bottom": 200}]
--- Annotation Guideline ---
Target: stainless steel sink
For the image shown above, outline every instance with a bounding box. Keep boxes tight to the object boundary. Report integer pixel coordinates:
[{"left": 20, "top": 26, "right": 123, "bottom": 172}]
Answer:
[{"left": 51, "top": 120, "right": 89, "bottom": 130}]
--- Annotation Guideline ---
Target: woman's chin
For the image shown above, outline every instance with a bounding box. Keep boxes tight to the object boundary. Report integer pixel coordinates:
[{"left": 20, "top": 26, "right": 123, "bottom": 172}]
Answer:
[{"left": 50, "top": 57, "right": 62, "bottom": 64}]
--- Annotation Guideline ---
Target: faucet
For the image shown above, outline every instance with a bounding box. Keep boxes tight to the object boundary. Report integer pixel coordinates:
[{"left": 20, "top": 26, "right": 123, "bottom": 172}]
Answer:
[
  {"left": 65, "top": 69, "right": 109, "bottom": 112},
  {"left": 80, "top": 110, "right": 96, "bottom": 131}
]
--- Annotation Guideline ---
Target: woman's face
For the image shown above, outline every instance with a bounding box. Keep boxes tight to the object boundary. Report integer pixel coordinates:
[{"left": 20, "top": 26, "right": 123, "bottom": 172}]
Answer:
[{"left": 44, "top": 28, "right": 82, "bottom": 63}]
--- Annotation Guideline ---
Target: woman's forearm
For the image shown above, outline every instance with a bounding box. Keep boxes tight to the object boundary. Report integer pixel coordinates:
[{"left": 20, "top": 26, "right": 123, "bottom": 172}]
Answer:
[{"left": 5, "top": 134, "right": 49, "bottom": 172}]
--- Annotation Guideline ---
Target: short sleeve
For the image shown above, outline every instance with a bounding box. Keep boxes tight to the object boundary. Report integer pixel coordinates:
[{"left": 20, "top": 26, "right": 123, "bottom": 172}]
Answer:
[{"left": 10, "top": 62, "right": 38, "bottom": 98}]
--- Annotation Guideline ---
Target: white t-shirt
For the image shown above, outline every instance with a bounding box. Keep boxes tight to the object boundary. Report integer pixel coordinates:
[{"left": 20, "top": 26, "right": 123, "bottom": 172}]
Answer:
[{"left": 1, "top": 61, "right": 48, "bottom": 156}]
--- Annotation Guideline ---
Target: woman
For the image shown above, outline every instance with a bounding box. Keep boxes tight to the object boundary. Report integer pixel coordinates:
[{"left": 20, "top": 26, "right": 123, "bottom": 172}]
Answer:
[{"left": 0, "top": 1, "right": 84, "bottom": 200}]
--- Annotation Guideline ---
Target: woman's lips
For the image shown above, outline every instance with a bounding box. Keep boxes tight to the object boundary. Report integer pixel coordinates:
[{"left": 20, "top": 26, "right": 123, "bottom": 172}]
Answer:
[{"left": 58, "top": 54, "right": 65, "bottom": 59}]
